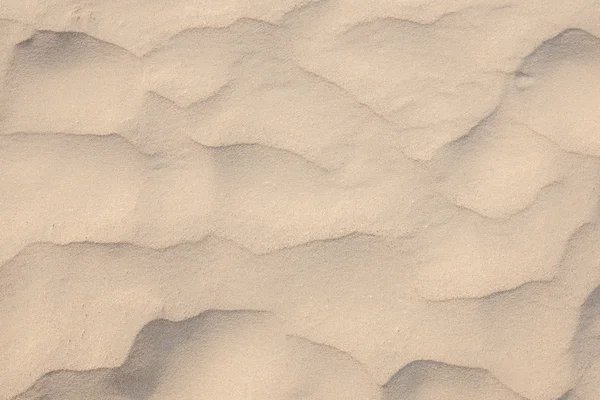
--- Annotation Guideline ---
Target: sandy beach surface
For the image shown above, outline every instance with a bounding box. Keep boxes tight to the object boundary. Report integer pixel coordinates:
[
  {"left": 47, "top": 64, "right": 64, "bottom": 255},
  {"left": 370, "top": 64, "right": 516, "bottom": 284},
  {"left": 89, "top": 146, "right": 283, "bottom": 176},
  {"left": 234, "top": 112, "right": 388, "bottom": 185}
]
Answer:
[{"left": 2, "top": 0, "right": 600, "bottom": 399}]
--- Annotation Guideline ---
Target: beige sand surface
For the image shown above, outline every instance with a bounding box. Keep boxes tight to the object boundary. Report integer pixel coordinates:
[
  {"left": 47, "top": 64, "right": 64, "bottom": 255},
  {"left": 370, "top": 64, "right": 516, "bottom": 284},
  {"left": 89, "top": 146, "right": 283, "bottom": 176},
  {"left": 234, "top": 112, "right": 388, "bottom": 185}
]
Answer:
[{"left": 2, "top": 0, "right": 600, "bottom": 399}]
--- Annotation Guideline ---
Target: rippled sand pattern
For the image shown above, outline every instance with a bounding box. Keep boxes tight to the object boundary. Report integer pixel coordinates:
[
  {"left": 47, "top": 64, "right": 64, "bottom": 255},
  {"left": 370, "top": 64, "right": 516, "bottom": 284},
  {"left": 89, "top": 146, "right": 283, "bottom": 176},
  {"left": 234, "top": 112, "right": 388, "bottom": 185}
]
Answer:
[{"left": 2, "top": 1, "right": 600, "bottom": 399}]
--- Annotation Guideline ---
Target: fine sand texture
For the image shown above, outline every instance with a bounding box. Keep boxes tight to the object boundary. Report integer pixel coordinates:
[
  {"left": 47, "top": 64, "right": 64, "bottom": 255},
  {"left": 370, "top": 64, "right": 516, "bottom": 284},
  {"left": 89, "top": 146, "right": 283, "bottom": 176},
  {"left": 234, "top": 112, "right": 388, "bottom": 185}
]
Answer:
[{"left": 2, "top": 0, "right": 600, "bottom": 399}]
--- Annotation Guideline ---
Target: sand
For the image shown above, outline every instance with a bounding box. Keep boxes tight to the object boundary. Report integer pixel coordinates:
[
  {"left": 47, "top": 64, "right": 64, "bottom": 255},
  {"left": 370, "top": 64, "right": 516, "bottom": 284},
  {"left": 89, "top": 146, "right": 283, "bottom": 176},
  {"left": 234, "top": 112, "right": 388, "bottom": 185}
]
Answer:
[{"left": 1, "top": 0, "right": 600, "bottom": 399}]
